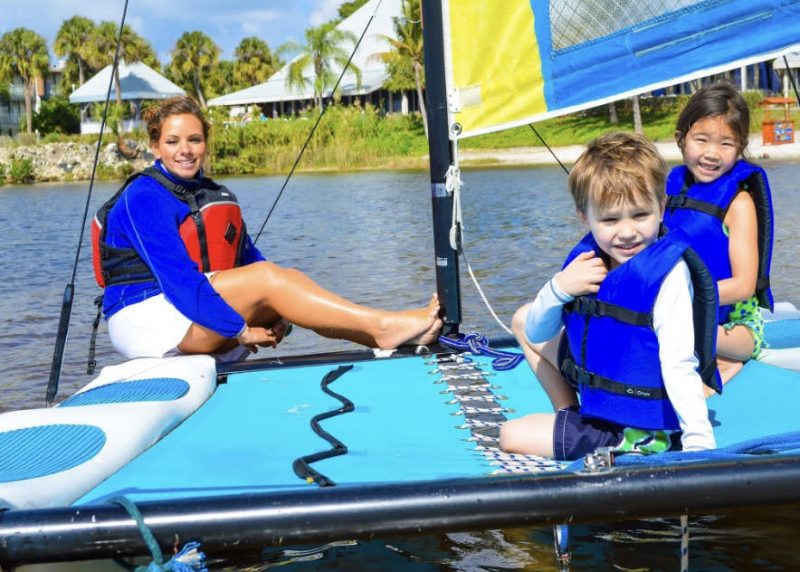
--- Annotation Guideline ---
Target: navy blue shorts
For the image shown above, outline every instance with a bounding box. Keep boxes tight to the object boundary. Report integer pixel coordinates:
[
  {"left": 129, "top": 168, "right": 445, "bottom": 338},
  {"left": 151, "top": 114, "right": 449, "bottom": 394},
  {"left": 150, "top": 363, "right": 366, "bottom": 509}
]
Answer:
[{"left": 552, "top": 406, "right": 625, "bottom": 461}]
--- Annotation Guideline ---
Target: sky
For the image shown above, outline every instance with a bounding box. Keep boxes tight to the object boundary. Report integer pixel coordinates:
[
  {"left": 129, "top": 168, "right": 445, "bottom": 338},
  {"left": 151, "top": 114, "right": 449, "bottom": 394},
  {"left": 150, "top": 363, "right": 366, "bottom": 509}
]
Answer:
[{"left": 1, "top": 0, "right": 348, "bottom": 64}]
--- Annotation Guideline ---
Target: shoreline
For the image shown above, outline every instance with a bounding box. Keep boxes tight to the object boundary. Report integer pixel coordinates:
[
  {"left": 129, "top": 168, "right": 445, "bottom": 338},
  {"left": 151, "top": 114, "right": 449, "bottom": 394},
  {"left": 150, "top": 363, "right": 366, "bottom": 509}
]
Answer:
[
  {"left": 2, "top": 133, "right": 799, "bottom": 184},
  {"left": 458, "top": 133, "right": 800, "bottom": 168}
]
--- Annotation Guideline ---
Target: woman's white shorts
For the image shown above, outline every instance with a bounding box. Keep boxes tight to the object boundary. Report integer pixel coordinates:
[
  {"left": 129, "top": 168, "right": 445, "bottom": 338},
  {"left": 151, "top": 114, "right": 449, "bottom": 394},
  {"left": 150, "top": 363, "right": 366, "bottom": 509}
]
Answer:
[{"left": 107, "top": 294, "right": 191, "bottom": 359}]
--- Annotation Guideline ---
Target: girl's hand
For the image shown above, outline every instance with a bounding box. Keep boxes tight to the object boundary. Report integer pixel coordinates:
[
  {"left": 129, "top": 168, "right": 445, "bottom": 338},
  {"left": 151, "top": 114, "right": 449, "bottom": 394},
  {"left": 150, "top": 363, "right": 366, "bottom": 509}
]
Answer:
[{"left": 554, "top": 250, "right": 607, "bottom": 297}]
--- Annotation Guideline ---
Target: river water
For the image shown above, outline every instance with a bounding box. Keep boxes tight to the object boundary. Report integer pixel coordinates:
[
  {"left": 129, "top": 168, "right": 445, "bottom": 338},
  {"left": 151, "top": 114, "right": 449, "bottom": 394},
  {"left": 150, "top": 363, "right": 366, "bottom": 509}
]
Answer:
[{"left": 2, "top": 163, "right": 800, "bottom": 570}]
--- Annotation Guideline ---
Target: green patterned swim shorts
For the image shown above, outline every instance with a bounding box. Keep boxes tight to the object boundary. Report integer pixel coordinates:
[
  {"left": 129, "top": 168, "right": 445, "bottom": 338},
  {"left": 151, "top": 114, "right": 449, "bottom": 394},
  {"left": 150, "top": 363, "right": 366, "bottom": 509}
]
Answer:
[{"left": 723, "top": 295, "right": 767, "bottom": 359}]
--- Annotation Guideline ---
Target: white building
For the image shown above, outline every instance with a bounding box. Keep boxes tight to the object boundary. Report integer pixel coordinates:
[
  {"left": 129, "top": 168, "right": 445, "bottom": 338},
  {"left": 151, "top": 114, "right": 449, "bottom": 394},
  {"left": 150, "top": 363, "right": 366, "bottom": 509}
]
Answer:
[
  {"left": 208, "top": 0, "right": 419, "bottom": 118},
  {"left": 68, "top": 61, "right": 185, "bottom": 134}
]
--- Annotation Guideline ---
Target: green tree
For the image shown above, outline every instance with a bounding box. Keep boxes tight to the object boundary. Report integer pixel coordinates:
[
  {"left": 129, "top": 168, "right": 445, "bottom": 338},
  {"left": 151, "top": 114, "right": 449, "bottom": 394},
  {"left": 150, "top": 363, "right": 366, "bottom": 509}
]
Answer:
[
  {"left": 279, "top": 22, "right": 361, "bottom": 111},
  {"left": 168, "top": 31, "right": 220, "bottom": 108},
  {"left": 88, "top": 21, "right": 159, "bottom": 105},
  {"left": 54, "top": 16, "right": 96, "bottom": 88},
  {"left": 0, "top": 28, "right": 50, "bottom": 134},
  {"left": 233, "top": 36, "right": 279, "bottom": 90},
  {"left": 338, "top": 0, "right": 370, "bottom": 20},
  {"left": 369, "top": 0, "right": 427, "bottom": 135},
  {"left": 32, "top": 94, "right": 80, "bottom": 134},
  {"left": 205, "top": 59, "right": 235, "bottom": 100}
]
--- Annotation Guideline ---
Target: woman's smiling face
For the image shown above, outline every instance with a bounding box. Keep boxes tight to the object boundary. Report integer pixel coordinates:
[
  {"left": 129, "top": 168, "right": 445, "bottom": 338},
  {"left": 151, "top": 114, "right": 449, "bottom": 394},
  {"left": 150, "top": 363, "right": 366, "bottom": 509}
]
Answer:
[{"left": 151, "top": 113, "right": 207, "bottom": 179}]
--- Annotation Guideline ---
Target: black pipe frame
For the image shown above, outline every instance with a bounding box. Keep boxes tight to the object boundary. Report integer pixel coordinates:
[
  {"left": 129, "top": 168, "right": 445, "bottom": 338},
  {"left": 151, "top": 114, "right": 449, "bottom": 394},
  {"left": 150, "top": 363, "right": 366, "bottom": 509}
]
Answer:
[{"left": 2, "top": 455, "right": 800, "bottom": 566}]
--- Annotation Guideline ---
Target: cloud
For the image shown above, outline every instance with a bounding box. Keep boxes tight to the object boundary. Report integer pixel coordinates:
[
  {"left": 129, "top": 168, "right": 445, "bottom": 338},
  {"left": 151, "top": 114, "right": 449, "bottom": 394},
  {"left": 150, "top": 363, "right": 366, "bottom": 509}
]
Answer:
[{"left": 309, "top": 0, "right": 343, "bottom": 26}]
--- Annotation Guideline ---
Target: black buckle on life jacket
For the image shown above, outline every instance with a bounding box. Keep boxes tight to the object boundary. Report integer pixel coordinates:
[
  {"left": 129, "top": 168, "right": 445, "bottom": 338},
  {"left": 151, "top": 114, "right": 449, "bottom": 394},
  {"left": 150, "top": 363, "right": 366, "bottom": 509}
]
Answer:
[
  {"left": 570, "top": 296, "right": 596, "bottom": 316},
  {"left": 561, "top": 358, "right": 591, "bottom": 387},
  {"left": 568, "top": 297, "right": 653, "bottom": 327},
  {"left": 666, "top": 193, "right": 687, "bottom": 210}
]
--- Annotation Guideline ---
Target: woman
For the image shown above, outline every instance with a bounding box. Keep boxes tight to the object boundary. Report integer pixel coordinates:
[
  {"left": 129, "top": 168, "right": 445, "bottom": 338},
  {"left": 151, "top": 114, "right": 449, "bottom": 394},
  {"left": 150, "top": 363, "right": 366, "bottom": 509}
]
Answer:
[{"left": 95, "top": 95, "right": 441, "bottom": 360}]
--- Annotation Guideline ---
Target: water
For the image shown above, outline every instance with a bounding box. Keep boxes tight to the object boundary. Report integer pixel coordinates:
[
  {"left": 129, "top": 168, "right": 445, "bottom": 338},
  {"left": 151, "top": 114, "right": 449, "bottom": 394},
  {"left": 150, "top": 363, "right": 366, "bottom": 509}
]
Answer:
[{"left": 3, "top": 163, "right": 800, "bottom": 570}]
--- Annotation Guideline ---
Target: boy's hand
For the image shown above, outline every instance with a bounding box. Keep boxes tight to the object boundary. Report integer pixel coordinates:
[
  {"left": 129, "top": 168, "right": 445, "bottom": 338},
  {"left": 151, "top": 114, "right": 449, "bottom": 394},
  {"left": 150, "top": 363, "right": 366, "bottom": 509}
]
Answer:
[{"left": 554, "top": 250, "right": 607, "bottom": 297}]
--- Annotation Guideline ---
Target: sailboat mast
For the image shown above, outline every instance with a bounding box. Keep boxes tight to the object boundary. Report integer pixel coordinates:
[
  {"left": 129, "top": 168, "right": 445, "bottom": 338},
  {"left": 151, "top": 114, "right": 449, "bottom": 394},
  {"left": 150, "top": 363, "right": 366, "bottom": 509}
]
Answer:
[{"left": 421, "top": 0, "right": 461, "bottom": 336}]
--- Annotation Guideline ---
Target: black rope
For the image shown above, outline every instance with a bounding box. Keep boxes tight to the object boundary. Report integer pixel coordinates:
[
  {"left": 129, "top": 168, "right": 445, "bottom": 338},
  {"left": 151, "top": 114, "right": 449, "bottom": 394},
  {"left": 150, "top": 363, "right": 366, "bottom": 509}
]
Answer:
[
  {"left": 253, "top": 1, "right": 383, "bottom": 244},
  {"left": 783, "top": 56, "right": 800, "bottom": 108},
  {"left": 46, "top": 0, "right": 129, "bottom": 406},
  {"left": 528, "top": 124, "right": 570, "bottom": 175},
  {"left": 292, "top": 365, "right": 354, "bottom": 487}
]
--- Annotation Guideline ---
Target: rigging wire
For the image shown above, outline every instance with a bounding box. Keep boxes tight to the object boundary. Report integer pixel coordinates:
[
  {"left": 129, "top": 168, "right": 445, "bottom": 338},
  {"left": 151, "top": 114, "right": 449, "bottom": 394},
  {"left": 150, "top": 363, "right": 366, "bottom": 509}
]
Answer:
[
  {"left": 453, "top": 125, "right": 569, "bottom": 337},
  {"left": 528, "top": 124, "right": 570, "bottom": 175},
  {"left": 45, "top": 0, "right": 130, "bottom": 406},
  {"left": 783, "top": 55, "right": 800, "bottom": 108},
  {"left": 252, "top": 0, "right": 384, "bottom": 245}
]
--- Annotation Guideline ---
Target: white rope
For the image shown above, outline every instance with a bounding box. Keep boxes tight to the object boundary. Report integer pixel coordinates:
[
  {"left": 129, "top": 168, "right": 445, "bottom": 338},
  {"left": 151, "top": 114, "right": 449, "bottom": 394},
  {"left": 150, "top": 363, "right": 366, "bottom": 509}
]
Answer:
[
  {"left": 445, "top": 140, "right": 514, "bottom": 336},
  {"left": 680, "top": 514, "right": 689, "bottom": 572}
]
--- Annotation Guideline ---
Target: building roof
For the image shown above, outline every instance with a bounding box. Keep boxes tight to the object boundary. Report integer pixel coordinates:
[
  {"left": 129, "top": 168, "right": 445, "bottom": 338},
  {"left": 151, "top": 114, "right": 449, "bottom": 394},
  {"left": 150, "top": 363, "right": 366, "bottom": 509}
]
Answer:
[
  {"left": 68, "top": 61, "right": 185, "bottom": 104},
  {"left": 773, "top": 51, "right": 800, "bottom": 69},
  {"left": 208, "top": 0, "right": 402, "bottom": 107}
]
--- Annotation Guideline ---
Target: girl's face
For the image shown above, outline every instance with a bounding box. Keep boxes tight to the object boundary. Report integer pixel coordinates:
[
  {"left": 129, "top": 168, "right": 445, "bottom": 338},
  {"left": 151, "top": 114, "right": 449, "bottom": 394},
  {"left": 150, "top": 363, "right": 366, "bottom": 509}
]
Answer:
[
  {"left": 580, "top": 194, "right": 664, "bottom": 269},
  {"left": 680, "top": 115, "right": 741, "bottom": 184},
  {"left": 151, "top": 113, "right": 207, "bottom": 180}
]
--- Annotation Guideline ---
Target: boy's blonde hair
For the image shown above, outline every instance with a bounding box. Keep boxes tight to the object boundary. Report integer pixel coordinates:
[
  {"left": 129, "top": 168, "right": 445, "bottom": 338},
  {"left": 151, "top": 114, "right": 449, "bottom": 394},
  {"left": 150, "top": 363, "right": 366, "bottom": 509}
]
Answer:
[{"left": 569, "top": 132, "right": 667, "bottom": 215}]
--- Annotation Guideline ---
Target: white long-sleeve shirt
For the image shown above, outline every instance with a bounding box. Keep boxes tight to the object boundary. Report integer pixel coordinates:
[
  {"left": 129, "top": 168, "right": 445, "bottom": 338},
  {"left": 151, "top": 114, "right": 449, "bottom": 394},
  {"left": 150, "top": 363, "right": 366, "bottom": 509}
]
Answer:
[{"left": 525, "top": 260, "right": 716, "bottom": 452}]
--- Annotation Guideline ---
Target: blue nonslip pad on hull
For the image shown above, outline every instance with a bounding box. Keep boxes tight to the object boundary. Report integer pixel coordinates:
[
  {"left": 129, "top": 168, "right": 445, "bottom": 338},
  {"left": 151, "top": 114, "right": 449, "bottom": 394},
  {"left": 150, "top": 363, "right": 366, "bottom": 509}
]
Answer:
[
  {"left": 0, "top": 425, "right": 106, "bottom": 483},
  {"left": 60, "top": 378, "right": 190, "bottom": 407}
]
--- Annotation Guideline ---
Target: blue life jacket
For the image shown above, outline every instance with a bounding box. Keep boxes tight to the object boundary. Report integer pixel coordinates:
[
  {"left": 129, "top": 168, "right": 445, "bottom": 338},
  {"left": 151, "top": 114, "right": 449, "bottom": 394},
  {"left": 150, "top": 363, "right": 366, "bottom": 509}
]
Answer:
[
  {"left": 558, "top": 230, "right": 721, "bottom": 431},
  {"left": 662, "top": 160, "right": 774, "bottom": 324}
]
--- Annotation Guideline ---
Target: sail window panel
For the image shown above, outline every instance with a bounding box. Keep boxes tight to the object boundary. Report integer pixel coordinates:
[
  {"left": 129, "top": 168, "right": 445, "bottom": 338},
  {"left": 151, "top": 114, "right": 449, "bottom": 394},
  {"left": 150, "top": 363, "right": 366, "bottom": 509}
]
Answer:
[{"left": 550, "top": 0, "right": 708, "bottom": 53}]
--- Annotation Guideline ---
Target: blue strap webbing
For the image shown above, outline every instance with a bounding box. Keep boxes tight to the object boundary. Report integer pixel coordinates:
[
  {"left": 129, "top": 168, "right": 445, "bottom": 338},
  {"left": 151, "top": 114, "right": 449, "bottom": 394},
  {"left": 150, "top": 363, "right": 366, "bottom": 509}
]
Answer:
[{"left": 438, "top": 333, "right": 525, "bottom": 371}]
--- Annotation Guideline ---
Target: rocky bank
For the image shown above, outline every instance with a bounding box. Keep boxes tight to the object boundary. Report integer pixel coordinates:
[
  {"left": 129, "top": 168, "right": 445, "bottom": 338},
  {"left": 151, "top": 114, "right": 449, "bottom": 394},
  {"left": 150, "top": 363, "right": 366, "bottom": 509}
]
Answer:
[{"left": 0, "top": 140, "right": 153, "bottom": 183}]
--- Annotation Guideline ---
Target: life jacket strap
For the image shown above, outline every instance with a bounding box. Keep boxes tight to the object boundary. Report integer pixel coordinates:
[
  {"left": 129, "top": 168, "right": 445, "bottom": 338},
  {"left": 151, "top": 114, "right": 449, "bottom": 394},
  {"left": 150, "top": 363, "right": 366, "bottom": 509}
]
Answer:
[
  {"left": 566, "top": 296, "right": 652, "bottom": 326},
  {"left": 87, "top": 295, "right": 104, "bottom": 375},
  {"left": 666, "top": 193, "right": 727, "bottom": 221},
  {"left": 561, "top": 358, "right": 666, "bottom": 400}
]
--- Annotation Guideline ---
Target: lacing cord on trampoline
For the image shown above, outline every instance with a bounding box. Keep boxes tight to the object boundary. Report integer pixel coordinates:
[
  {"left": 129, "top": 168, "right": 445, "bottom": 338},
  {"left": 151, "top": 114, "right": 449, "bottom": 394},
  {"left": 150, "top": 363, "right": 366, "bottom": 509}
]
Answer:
[
  {"left": 292, "top": 365, "right": 354, "bottom": 487},
  {"left": 110, "top": 496, "right": 207, "bottom": 571},
  {"left": 438, "top": 332, "right": 525, "bottom": 371}
]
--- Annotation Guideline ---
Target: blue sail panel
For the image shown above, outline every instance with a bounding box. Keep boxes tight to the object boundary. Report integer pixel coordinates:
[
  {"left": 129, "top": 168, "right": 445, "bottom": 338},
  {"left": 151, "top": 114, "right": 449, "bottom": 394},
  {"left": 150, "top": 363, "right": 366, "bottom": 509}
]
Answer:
[{"left": 447, "top": 0, "right": 800, "bottom": 138}]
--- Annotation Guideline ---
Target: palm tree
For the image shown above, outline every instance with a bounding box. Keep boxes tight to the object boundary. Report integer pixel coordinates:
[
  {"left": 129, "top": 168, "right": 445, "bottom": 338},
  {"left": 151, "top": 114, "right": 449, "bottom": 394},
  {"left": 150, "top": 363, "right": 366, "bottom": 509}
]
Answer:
[
  {"left": 168, "top": 31, "right": 220, "bottom": 108},
  {"left": 233, "top": 37, "right": 279, "bottom": 90},
  {"left": 632, "top": 94, "right": 643, "bottom": 134},
  {"left": 338, "top": 0, "right": 370, "bottom": 20},
  {"left": 88, "top": 21, "right": 158, "bottom": 105},
  {"left": 0, "top": 28, "right": 49, "bottom": 134},
  {"left": 279, "top": 22, "right": 361, "bottom": 111},
  {"left": 54, "top": 16, "right": 95, "bottom": 88},
  {"left": 369, "top": 0, "right": 427, "bottom": 135}
]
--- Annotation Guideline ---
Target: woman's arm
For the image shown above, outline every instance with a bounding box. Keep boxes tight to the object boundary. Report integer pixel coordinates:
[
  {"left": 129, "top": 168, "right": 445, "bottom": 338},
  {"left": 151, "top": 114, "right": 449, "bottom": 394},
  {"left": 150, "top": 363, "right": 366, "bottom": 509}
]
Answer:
[
  {"left": 718, "top": 190, "right": 758, "bottom": 306},
  {"left": 118, "top": 182, "right": 246, "bottom": 338},
  {"left": 655, "top": 261, "right": 716, "bottom": 451}
]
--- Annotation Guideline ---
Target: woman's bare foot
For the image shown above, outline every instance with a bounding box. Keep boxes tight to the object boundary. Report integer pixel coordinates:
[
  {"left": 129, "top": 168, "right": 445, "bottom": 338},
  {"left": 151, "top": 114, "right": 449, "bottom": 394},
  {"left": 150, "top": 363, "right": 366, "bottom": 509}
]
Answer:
[{"left": 375, "top": 294, "right": 442, "bottom": 349}]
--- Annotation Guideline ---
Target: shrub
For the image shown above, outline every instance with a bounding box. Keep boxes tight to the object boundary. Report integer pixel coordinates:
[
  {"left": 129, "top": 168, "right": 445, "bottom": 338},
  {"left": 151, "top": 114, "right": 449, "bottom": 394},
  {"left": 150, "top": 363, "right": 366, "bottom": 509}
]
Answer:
[
  {"left": 8, "top": 157, "right": 34, "bottom": 183},
  {"left": 32, "top": 95, "right": 81, "bottom": 135}
]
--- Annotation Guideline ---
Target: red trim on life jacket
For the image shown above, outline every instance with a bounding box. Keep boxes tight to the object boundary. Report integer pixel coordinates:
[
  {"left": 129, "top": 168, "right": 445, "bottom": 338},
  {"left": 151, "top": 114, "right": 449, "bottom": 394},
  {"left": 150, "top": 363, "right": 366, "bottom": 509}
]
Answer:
[{"left": 179, "top": 201, "right": 244, "bottom": 273}]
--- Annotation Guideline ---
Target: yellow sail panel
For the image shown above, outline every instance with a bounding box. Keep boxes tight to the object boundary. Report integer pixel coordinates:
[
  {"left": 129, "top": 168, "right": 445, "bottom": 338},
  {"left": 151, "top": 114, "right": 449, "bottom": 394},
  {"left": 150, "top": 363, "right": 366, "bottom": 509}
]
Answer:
[{"left": 446, "top": 0, "right": 545, "bottom": 138}]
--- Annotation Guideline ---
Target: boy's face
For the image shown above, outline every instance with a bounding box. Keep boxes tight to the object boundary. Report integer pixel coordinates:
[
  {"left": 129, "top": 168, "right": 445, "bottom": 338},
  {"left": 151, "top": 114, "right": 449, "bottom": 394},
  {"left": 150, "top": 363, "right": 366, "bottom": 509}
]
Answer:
[{"left": 579, "top": 194, "right": 664, "bottom": 269}]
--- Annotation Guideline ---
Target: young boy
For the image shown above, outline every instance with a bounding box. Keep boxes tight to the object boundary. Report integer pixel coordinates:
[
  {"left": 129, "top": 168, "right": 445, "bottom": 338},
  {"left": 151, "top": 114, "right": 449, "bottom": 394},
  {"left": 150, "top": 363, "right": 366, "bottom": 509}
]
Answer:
[{"left": 500, "top": 132, "right": 720, "bottom": 460}]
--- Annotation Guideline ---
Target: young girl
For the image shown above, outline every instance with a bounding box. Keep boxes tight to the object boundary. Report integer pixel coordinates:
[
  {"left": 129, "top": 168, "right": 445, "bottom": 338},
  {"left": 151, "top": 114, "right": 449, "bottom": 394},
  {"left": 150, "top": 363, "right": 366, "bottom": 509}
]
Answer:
[{"left": 663, "top": 83, "right": 774, "bottom": 385}]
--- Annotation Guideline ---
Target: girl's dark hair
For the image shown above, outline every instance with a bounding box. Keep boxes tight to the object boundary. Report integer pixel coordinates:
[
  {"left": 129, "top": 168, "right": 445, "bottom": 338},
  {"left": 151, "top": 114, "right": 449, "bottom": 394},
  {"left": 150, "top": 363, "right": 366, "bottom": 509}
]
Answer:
[
  {"left": 143, "top": 95, "right": 210, "bottom": 143},
  {"left": 675, "top": 83, "right": 750, "bottom": 151}
]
